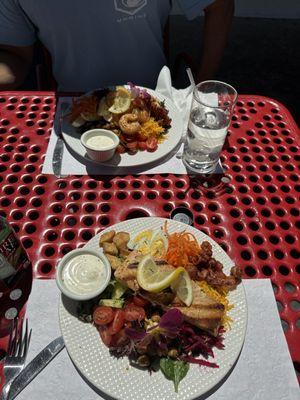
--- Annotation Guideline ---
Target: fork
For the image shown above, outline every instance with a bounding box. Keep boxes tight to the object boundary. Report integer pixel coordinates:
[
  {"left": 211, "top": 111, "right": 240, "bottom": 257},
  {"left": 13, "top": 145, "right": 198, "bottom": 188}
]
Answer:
[{"left": 0, "top": 319, "right": 32, "bottom": 400}]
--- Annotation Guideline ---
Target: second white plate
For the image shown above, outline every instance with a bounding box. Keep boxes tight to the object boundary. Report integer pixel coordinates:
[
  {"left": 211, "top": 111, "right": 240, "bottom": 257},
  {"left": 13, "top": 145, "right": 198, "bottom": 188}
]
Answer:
[
  {"left": 59, "top": 217, "right": 247, "bottom": 400},
  {"left": 61, "top": 88, "right": 183, "bottom": 168}
]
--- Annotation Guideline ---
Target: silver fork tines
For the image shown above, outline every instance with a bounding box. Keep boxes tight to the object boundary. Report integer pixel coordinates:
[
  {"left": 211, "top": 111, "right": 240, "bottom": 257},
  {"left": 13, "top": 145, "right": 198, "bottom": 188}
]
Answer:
[{"left": 1, "top": 318, "right": 31, "bottom": 400}]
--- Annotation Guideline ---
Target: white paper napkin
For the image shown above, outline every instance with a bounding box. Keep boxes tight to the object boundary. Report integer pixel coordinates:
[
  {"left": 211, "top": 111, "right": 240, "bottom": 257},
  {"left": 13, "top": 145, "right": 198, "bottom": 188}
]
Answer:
[
  {"left": 12, "top": 279, "right": 299, "bottom": 400},
  {"left": 42, "top": 67, "right": 222, "bottom": 176}
]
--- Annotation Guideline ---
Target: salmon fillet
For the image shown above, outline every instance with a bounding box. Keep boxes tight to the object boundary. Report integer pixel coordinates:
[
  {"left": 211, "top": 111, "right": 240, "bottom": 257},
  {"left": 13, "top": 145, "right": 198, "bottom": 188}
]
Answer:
[
  {"left": 114, "top": 251, "right": 142, "bottom": 291},
  {"left": 114, "top": 252, "right": 225, "bottom": 336}
]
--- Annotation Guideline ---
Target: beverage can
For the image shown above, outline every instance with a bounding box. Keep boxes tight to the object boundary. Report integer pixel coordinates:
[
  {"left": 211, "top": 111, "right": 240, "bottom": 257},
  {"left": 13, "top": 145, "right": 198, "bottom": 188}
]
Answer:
[{"left": 0, "top": 217, "right": 32, "bottom": 333}]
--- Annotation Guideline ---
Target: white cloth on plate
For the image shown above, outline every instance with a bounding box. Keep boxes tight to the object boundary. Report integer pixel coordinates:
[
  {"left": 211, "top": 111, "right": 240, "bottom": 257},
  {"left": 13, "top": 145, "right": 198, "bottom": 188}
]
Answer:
[
  {"left": 42, "top": 66, "right": 217, "bottom": 176},
  {"left": 12, "top": 279, "right": 299, "bottom": 400}
]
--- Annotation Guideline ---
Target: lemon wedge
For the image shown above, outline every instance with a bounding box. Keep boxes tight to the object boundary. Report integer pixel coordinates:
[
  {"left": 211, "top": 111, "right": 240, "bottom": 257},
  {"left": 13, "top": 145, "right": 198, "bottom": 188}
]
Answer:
[
  {"left": 137, "top": 255, "right": 185, "bottom": 293},
  {"left": 108, "top": 86, "right": 132, "bottom": 114},
  {"left": 171, "top": 269, "right": 193, "bottom": 307}
]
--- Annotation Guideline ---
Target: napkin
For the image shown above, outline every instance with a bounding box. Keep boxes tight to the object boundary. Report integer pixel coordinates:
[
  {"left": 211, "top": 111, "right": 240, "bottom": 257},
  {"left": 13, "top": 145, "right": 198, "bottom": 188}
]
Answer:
[
  {"left": 12, "top": 279, "right": 299, "bottom": 400},
  {"left": 42, "top": 67, "right": 222, "bottom": 176}
]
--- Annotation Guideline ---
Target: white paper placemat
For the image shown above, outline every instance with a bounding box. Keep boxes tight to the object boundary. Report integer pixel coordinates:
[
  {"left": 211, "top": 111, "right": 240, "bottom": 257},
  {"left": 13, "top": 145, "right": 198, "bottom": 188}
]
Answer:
[{"left": 12, "top": 279, "right": 299, "bottom": 400}]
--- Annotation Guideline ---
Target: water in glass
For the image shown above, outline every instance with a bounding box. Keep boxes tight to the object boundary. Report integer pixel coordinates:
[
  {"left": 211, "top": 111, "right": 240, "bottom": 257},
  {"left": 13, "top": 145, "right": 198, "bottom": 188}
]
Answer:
[{"left": 183, "top": 107, "right": 230, "bottom": 173}]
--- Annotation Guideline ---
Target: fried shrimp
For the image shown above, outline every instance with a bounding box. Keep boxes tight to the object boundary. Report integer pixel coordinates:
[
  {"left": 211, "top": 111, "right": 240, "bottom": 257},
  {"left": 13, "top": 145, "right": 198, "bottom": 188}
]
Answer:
[
  {"left": 133, "top": 108, "right": 150, "bottom": 124},
  {"left": 119, "top": 113, "right": 141, "bottom": 135}
]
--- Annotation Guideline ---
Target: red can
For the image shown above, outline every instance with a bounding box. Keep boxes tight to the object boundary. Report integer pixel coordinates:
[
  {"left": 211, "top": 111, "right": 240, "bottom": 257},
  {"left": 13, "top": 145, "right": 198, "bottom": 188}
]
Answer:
[{"left": 0, "top": 217, "right": 33, "bottom": 336}]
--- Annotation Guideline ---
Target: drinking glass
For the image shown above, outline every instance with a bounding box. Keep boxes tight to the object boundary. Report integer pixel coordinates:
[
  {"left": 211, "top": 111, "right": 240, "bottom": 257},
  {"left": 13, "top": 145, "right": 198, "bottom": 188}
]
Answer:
[{"left": 183, "top": 81, "right": 238, "bottom": 174}]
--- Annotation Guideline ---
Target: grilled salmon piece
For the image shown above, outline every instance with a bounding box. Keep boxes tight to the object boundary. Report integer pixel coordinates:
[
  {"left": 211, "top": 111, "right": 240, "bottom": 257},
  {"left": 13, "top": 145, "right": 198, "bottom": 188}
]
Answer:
[
  {"left": 114, "top": 252, "right": 225, "bottom": 336},
  {"left": 172, "top": 280, "right": 224, "bottom": 336},
  {"left": 114, "top": 251, "right": 142, "bottom": 291}
]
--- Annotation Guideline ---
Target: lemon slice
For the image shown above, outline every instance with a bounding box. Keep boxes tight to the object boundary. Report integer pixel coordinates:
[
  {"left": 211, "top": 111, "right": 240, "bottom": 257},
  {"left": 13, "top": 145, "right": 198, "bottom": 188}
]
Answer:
[
  {"left": 108, "top": 86, "right": 132, "bottom": 114},
  {"left": 171, "top": 269, "right": 193, "bottom": 307},
  {"left": 137, "top": 255, "right": 185, "bottom": 293}
]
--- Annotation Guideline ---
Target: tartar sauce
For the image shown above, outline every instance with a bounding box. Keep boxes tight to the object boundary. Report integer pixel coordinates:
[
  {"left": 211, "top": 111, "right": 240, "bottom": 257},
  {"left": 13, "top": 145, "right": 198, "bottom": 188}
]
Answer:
[
  {"left": 86, "top": 135, "right": 114, "bottom": 150},
  {"left": 62, "top": 254, "right": 106, "bottom": 295}
]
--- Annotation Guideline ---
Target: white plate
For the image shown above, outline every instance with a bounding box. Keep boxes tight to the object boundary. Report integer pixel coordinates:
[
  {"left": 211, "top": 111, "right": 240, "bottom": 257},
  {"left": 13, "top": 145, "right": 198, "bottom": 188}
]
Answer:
[
  {"left": 61, "top": 88, "right": 183, "bottom": 168},
  {"left": 59, "top": 217, "right": 247, "bottom": 400}
]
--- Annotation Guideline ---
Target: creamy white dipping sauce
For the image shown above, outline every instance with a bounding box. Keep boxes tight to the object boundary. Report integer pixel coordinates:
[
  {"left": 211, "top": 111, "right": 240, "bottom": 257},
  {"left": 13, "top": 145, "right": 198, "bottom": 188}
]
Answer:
[
  {"left": 62, "top": 254, "right": 107, "bottom": 295},
  {"left": 86, "top": 135, "right": 115, "bottom": 150}
]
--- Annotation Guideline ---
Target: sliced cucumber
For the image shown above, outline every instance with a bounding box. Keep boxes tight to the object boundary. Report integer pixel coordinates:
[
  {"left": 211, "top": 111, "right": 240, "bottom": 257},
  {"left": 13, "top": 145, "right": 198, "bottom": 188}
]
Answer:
[
  {"left": 99, "top": 299, "right": 124, "bottom": 308},
  {"left": 112, "top": 281, "right": 127, "bottom": 299}
]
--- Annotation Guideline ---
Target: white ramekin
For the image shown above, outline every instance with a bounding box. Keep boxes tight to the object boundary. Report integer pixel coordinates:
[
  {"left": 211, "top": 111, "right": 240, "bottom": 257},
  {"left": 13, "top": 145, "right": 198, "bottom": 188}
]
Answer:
[
  {"left": 56, "top": 248, "right": 111, "bottom": 301},
  {"left": 80, "top": 129, "right": 119, "bottom": 162}
]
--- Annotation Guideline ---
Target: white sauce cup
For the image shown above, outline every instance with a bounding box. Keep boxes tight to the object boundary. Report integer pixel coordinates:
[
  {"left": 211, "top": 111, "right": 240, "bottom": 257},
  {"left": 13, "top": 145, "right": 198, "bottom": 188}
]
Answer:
[
  {"left": 56, "top": 248, "right": 111, "bottom": 301},
  {"left": 80, "top": 129, "right": 120, "bottom": 162}
]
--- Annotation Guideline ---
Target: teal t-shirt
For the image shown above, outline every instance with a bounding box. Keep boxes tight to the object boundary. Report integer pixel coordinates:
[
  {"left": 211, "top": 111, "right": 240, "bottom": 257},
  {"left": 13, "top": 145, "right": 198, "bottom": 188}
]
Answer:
[{"left": 0, "top": 0, "right": 211, "bottom": 91}]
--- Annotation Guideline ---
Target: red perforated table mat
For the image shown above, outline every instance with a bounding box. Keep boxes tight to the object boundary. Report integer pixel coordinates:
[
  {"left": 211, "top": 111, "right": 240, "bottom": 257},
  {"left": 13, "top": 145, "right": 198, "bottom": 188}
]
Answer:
[{"left": 0, "top": 92, "right": 299, "bottom": 380}]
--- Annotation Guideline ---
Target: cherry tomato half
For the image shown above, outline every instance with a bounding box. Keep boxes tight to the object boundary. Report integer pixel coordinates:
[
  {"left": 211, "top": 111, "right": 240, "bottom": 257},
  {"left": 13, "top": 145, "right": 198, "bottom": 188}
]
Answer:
[
  {"left": 132, "top": 296, "right": 149, "bottom": 308},
  {"left": 138, "top": 141, "right": 147, "bottom": 151},
  {"left": 124, "top": 135, "right": 138, "bottom": 143},
  {"left": 108, "top": 309, "right": 125, "bottom": 335},
  {"left": 127, "top": 141, "right": 138, "bottom": 150},
  {"left": 93, "top": 306, "right": 114, "bottom": 326},
  {"left": 137, "top": 133, "right": 147, "bottom": 142},
  {"left": 146, "top": 137, "right": 158, "bottom": 152},
  {"left": 116, "top": 145, "right": 126, "bottom": 154},
  {"left": 98, "top": 326, "right": 112, "bottom": 347},
  {"left": 124, "top": 304, "right": 146, "bottom": 322}
]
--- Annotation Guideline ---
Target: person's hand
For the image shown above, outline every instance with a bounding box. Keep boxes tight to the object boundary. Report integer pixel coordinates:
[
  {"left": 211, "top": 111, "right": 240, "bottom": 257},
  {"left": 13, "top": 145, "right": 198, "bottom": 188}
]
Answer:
[{"left": 0, "top": 44, "right": 33, "bottom": 90}]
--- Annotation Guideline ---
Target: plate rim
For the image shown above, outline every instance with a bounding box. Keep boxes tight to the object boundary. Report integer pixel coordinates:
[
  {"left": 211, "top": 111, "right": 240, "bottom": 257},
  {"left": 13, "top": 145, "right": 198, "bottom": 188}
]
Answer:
[
  {"left": 59, "top": 217, "right": 248, "bottom": 400},
  {"left": 61, "top": 87, "right": 184, "bottom": 168}
]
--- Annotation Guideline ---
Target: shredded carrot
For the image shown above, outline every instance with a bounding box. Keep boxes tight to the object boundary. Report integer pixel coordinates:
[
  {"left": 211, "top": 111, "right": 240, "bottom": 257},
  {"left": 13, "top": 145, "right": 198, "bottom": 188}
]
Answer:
[{"left": 165, "top": 230, "right": 201, "bottom": 268}]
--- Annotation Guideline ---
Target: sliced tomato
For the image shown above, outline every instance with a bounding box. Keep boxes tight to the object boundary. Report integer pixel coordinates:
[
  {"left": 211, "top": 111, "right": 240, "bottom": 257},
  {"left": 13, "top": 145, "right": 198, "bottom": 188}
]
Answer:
[
  {"left": 124, "top": 135, "right": 138, "bottom": 143},
  {"left": 98, "top": 326, "right": 112, "bottom": 347},
  {"left": 132, "top": 296, "right": 149, "bottom": 308},
  {"left": 146, "top": 137, "right": 158, "bottom": 152},
  {"left": 126, "top": 141, "right": 138, "bottom": 150},
  {"left": 137, "top": 133, "right": 147, "bottom": 142},
  {"left": 138, "top": 141, "right": 147, "bottom": 151},
  {"left": 124, "top": 304, "right": 146, "bottom": 322},
  {"left": 108, "top": 309, "right": 125, "bottom": 335},
  {"left": 93, "top": 306, "right": 114, "bottom": 326},
  {"left": 116, "top": 144, "right": 126, "bottom": 154}
]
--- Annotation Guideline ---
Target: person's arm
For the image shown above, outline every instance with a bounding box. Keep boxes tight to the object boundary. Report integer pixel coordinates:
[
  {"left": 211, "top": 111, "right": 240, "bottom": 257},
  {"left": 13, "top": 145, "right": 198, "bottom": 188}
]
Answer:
[
  {"left": 0, "top": 44, "right": 33, "bottom": 90},
  {"left": 197, "top": 0, "right": 234, "bottom": 82}
]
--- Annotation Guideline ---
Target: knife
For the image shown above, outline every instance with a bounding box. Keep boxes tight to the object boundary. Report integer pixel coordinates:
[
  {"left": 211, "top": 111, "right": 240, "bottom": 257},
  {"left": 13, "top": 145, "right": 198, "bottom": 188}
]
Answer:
[
  {"left": 52, "top": 102, "right": 69, "bottom": 178},
  {"left": 8, "top": 336, "right": 65, "bottom": 399}
]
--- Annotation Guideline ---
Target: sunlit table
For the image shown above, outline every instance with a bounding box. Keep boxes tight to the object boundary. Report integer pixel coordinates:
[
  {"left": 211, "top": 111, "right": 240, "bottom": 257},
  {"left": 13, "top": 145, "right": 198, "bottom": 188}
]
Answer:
[{"left": 0, "top": 91, "right": 299, "bottom": 382}]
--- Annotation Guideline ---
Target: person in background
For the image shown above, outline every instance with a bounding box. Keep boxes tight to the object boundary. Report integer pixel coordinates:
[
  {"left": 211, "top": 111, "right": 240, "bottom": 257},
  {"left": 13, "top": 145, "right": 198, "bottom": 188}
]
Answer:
[{"left": 0, "top": 0, "right": 234, "bottom": 92}]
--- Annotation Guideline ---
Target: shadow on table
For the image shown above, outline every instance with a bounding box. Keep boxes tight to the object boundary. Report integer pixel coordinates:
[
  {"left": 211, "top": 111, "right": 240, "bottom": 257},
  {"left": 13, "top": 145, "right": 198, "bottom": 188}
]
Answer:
[
  {"left": 184, "top": 163, "right": 232, "bottom": 200},
  {"left": 67, "top": 140, "right": 232, "bottom": 199},
  {"left": 64, "top": 140, "right": 184, "bottom": 177}
]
